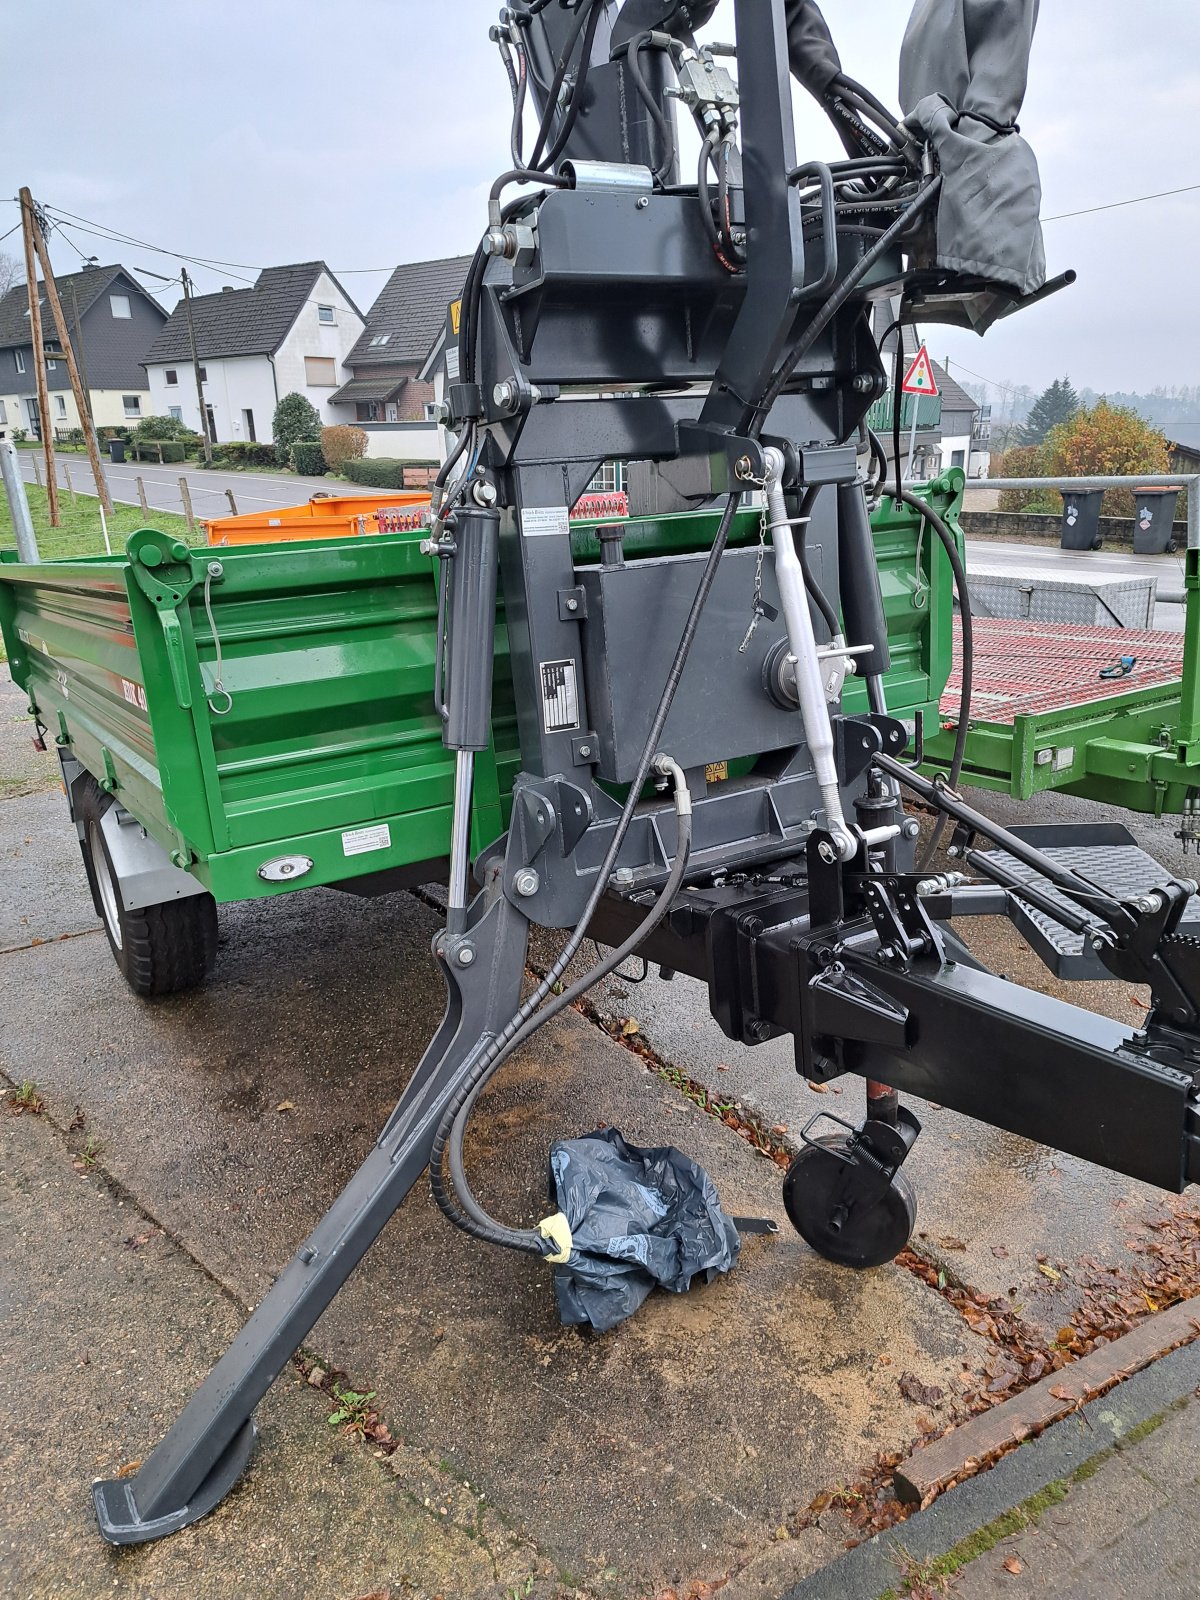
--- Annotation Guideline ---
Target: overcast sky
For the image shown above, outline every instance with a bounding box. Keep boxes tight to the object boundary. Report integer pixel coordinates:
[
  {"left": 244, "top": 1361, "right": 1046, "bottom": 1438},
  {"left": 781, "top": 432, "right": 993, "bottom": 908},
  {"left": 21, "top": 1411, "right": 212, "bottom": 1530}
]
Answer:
[{"left": 3, "top": 1, "right": 1198, "bottom": 406}]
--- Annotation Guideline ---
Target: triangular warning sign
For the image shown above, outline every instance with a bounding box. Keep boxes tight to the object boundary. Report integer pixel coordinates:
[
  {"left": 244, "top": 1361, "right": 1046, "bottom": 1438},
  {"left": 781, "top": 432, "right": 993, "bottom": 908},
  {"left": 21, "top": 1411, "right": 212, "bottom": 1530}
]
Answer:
[{"left": 901, "top": 345, "right": 939, "bottom": 397}]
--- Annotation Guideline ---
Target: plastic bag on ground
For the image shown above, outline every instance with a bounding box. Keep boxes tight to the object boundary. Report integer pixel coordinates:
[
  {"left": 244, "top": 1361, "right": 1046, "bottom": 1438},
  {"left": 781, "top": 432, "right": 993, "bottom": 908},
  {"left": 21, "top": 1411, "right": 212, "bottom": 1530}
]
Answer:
[{"left": 548, "top": 1127, "right": 741, "bottom": 1332}]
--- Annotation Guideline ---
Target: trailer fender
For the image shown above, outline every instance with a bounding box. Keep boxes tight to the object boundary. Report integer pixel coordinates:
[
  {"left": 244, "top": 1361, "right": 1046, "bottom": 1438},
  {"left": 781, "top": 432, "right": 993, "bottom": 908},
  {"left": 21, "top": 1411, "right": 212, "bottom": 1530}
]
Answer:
[{"left": 97, "top": 805, "right": 208, "bottom": 913}]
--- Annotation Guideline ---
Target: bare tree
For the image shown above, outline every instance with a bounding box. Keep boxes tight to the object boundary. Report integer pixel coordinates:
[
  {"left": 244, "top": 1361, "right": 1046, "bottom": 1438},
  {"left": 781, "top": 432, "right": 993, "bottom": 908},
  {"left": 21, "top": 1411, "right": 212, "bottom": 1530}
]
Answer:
[{"left": 0, "top": 252, "right": 23, "bottom": 299}]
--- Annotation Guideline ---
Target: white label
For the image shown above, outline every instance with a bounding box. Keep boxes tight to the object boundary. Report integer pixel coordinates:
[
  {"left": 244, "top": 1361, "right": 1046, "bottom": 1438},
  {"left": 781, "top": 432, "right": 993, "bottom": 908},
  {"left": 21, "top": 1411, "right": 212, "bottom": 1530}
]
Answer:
[
  {"left": 540, "top": 659, "right": 580, "bottom": 733},
  {"left": 444, "top": 345, "right": 460, "bottom": 381},
  {"left": 521, "top": 506, "right": 570, "bottom": 539},
  {"left": 121, "top": 678, "right": 148, "bottom": 712},
  {"left": 1053, "top": 745, "right": 1076, "bottom": 771},
  {"left": 342, "top": 822, "right": 392, "bottom": 858}
]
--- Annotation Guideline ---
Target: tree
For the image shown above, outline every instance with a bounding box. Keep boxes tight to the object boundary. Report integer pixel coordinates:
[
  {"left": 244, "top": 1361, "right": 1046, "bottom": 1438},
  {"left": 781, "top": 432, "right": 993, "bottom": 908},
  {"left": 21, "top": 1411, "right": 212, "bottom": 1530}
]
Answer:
[
  {"left": 320, "top": 424, "right": 368, "bottom": 473},
  {"left": 272, "top": 392, "right": 321, "bottom": 458},
  {"left": 1042, "top": 400, "right": 1170, "bottom": 518},
  {"left": 0, "top": 252, "right": 22, "bottom": 300},
  {"left": 1020, "top": 377, "right": 1079, "bottom": 446}
]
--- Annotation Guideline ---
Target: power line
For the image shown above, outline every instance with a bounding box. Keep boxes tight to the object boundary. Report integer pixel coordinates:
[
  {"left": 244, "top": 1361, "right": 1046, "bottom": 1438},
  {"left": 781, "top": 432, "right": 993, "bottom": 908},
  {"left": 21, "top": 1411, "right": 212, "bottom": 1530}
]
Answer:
[{"left": 1043, "top": 183, "right": 1200, "bottom": 224}]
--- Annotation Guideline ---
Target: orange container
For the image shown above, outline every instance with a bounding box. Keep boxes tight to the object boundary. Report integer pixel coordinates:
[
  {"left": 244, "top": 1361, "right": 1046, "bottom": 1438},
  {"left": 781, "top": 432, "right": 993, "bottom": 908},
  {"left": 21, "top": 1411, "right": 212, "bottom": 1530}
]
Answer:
[{"left": 204, "top": 491, "right": 430, "bottom": 546}]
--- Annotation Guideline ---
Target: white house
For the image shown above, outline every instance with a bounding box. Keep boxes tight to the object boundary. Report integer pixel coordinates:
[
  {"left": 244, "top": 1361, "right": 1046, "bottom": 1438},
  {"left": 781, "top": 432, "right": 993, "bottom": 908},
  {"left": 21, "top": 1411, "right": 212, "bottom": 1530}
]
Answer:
[{"left": 141, "top": 263, "right": 364, "bottom": 446}]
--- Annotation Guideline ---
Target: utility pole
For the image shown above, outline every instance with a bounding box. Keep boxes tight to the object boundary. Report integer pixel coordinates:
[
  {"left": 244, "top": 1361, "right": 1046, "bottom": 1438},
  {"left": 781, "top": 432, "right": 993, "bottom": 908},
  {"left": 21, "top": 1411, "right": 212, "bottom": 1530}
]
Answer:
[
  {"left": 69, "top": 281, "right": 92, "bottom": 421},
  {"left": 24, "top": 189, "right": 113, "bottom": 517},
  {"left": 180, "top": 268, "right": 213, "bottom": 465},
  {"left": 18, "top": 188, "right": 58, "bottom": 526}
]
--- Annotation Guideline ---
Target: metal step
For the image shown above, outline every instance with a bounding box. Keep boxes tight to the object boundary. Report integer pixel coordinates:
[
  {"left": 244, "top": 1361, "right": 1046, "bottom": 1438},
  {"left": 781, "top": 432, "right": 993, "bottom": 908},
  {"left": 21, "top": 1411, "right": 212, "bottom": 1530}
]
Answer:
[{"left": 983, "top": 823, "right": 1200, "bottom": 980}]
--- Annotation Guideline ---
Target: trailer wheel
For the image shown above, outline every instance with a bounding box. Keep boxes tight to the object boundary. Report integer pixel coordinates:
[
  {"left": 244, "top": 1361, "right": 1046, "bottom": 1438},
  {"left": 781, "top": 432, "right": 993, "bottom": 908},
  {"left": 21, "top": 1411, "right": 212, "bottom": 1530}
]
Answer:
[
  {"left": 78, "top": 779, "right": 218, "bottom": 997},
  {"left": 782, "top": 1134, "right": 916, "bottom": 1269}
]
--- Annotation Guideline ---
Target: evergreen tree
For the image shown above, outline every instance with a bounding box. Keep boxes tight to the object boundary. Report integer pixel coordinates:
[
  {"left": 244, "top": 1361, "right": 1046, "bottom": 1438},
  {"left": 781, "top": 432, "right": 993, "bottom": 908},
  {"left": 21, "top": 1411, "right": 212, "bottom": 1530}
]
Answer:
[
  {"left": 1020, "top": 377, "right": 1079, "bottom": 446},
  {"left": 272, "top": 392, "right": 322, "bottom": 456}
]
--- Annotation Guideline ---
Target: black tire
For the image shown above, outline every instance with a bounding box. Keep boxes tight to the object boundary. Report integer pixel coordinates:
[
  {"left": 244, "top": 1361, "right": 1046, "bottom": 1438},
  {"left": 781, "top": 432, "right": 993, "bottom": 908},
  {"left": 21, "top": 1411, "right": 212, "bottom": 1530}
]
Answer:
[{"left": 77, "top": 778, "right": 218, "bottom": 997}]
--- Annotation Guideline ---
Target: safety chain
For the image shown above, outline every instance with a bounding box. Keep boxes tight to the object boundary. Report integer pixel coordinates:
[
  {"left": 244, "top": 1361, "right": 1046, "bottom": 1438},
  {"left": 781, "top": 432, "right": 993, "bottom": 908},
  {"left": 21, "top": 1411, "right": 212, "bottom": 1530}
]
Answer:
[{"left": 738, "top": 472, "right": 771, "bottom": 654}]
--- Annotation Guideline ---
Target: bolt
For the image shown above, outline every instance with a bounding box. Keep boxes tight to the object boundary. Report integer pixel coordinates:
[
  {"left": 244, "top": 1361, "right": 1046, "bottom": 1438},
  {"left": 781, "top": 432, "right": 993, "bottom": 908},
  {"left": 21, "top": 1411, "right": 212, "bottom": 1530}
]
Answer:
[
  {"left": 740, "top": 914, "right": 764, "bottom": 937},
  {"left": 493, "top": 380, "right": 518, "bottom": 411},
  {"left": 817, "top": 840, "right": 837, "bottom": 865},
  {"left": 612, "top": 867, "right": 635, "bottom": 888},
  {"left": 636, "top": 195, "right": 650, "bottom": 210},
  {"left": 734, "top": 455, "right": 755, "bottom": 481},
  {"left": 746, "top": 1019, "right": 772, "bottom": 1043},
  {"left": 902, "top": 818, "right": 920, "bottom": 839},
  {"left": 455, "top": 944, "right": 476, "bottom": 967},
  {"left": 471, "top": 479, "right": 498, "bottom": 507},
  {"left": 578, "top": 744, "right": 592, "bottom": 759},
  {"left": 207, "top": 560, "right": 224, "bottom": 579},
  {"left": 514, "top": 867, "right": 540, "bottom": 898},
  {"left": 566, "top": 597, "right": 579, "bottom": 612},
  {"left": 170, "top": 849, "right": 188, "bottom": 869}
]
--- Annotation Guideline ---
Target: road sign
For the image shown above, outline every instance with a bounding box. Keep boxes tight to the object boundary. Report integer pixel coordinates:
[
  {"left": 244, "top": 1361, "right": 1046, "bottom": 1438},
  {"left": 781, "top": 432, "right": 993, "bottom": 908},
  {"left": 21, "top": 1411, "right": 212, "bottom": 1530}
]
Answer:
[{"left": 901, "top": 345, "right": 939, "bottom": 397}]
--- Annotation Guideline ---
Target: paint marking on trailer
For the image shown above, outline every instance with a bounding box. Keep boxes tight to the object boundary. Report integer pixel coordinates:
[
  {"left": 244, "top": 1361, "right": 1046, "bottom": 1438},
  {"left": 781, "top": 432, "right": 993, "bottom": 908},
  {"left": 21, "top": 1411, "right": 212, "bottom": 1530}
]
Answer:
[
  {"left": 341, "top": 822, "right": 392, "bottom": 857},
  {"left": 121, "top": 678, "right": 149, "bottom": 713}
]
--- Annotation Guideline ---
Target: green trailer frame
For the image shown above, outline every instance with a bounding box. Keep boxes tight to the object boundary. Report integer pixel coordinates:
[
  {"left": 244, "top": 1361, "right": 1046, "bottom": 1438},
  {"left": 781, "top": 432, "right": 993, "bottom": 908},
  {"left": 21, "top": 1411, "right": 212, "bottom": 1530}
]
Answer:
[
  {"left": 0, "top": 484, "right": 961, "bottom": 915},
  {"left": 923, "top": 546, "right": 1200, "bottom": 816}
]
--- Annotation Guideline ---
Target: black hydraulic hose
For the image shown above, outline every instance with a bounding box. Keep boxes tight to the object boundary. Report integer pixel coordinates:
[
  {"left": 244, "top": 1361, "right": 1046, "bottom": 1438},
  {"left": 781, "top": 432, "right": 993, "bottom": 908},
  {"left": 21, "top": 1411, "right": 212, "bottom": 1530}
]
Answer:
[
  {"left": 440, "top": 808, "right": 695, "bottom": 1241},
  {"left": 892, "top": 320, "right": 905, "bottom": 502},
  {"left": 429, "top": 494, "right": 744, "bottom": 1255},
  {"left": 793, "top": 486, "right": 840, "bottom": 638},
  {"left": 891, "top": 487, "right": 973, "bottom": 869},
  {"left": 833, "top": 74, "right": 906, "bottom": 146},
  {"left": 757, "top": 180, "right": 940, "bottom": 418},
  {"left": 508, "top": 44, "right": 529, "bottom": 167},
  {"left": 621, "top": 32, "right": 676, "bottom": 184},
  {"left": 538, "top": 0, "right": 604, "bottom": 172},
  {"left": 528, "top": 0, "right": 599, "bottom": 169}
]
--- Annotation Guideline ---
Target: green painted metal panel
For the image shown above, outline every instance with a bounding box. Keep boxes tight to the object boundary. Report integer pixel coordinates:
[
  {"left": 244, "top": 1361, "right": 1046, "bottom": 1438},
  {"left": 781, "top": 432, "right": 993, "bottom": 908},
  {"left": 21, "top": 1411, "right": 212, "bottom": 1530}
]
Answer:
[{"left": 1, "top": 491, "right": 954, "bottom": 904}]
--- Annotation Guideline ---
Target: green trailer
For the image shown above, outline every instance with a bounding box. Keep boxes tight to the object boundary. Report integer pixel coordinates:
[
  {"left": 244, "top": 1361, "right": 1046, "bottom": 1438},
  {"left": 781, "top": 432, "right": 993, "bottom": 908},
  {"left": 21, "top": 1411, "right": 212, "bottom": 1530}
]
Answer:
[
  {"left": 0, "top": 484, "right": 962, "bottom": 994},
  {"left": 923, "top": 546, "right": 1200, "bottom": 818}
]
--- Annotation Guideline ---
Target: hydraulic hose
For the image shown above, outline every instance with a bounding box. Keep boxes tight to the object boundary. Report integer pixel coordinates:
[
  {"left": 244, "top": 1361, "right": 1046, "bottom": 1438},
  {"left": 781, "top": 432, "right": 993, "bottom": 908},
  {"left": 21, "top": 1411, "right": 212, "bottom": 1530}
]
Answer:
[
  {"left": 892, "top": 487, "right": 974, "bottom": 868},
  {"left": 429, "top": 496, "right": 743, "bottom": 1255},
  {"left": 441, "top": 780, "right": 694, "bottom": 1244},
  {"left": 792, "top": 485, "right": 840, "bottom": 639}
]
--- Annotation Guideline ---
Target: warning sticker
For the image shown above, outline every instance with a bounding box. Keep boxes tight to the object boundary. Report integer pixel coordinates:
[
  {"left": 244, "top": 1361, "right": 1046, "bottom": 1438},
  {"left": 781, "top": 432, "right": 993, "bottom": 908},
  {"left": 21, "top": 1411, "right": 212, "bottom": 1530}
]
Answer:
[
  {"left": 342, "top": 822, "right": 392, "bottom": 858},
  {"left": 450, "top": 299, "right": 462, "bottom": 337},
  {"left": 540, "top": 659, "right": 580, "bottom": 733},
  {"left": 521, "top": 506, "right": 571, "bottom": 539},
  {"left": 444, "top": 344, "right": 460, "bottom": 381}
]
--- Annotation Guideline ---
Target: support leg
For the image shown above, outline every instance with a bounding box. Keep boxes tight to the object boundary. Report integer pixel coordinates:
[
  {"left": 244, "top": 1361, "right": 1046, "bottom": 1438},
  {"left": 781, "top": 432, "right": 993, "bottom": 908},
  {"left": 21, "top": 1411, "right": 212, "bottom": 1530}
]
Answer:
[{"left": 92, "top": 877, "right": 530, "bottom": 1545}]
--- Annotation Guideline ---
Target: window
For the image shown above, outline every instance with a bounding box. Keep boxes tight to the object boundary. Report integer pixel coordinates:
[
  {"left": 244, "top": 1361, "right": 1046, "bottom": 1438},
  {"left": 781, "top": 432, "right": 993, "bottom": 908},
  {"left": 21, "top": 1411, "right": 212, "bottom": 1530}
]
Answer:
[
  {"left": 385, "top": 402, "right": 398, "bottom": 422},
  {"left": 168, "top": 406, "right": 182, "bottom": 422},
  {"left": 47, "top": 358, "right": 57, "bottom": 371},
  {"left": 951, "top": 449, "right": 966, "bottom": 469},
  {"left": 317, "top": 305, "right": 336, "bottom": 325},
  {"left": 587, "top": 461, "right": 625, "bottom": 494},
  {"left": 198, "top": 366, "right": 208, "bottom": 383},
  {"left": 110, "top": 294, "right": 131, "bottom": 319},
  {"left": 0, "top": 400, "right": 7, "bottom": 424},
  {"left": 15, "top": 351, "right": 25, "bottom": 374},
  {"left": 304, "top": 356, "right": 337, "bottom": 387},
  {"left": 122, "top": 395, "right": 142, "bottom": 418},
  {"left": 369, "top": 334, "right": 390, "bottom": 347},
  {"left": 55, "top": 395, "right": 67, "bottom": 418},
  {"left": 165, "top": 368, "right": 178, "bottom": 386}
]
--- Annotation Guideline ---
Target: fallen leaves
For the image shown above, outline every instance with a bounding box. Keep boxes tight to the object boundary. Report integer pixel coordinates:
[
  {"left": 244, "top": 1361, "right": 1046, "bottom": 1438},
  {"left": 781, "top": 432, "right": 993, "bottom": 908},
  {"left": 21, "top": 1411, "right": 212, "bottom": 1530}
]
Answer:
[
  {"left": 621, "top": 1018, "right": 640, "bottom": 1037},
  {"left": 898, "top": 1373, "right": 945, "bottom": 1408},
  {"left": 1037, "top": 1262, "right": 1062, "bottom": 1282},
  {"left": 275, "top": 1100, "right": 296, "bottom": 1113},
  {"left": 1002, "top": 1556, "right": 1025, "bottom": 1576}
]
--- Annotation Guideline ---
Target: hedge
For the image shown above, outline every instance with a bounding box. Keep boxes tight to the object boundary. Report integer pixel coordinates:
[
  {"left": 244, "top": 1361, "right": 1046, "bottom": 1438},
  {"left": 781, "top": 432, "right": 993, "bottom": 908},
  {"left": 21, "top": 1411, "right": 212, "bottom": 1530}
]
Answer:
[
  {"left": 343, "top": 457, "right": 437, "bottom": 490},
  {"left": 133, "top": 440, "right": 187, "bottom": 463},
  {"left": 290, "top": 440, "right": 327, "bottom": 476},
  {"left": 209, "top": 441, "right": 280, "bottom": 468}
]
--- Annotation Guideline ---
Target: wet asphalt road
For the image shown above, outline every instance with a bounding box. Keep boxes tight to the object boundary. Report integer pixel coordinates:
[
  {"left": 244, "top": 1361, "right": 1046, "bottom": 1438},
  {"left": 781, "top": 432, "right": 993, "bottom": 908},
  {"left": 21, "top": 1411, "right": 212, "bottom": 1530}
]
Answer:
[{"left": 15, "top": 449, "right": 376, "bottom": 524}]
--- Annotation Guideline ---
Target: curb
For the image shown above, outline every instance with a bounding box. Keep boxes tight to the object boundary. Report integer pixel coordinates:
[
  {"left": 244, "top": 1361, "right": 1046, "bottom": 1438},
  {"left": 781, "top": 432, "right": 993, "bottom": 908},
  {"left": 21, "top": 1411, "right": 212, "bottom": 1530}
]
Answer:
[{"left": 781, "top": 1335, "right": 1200, "bottom": 1600}]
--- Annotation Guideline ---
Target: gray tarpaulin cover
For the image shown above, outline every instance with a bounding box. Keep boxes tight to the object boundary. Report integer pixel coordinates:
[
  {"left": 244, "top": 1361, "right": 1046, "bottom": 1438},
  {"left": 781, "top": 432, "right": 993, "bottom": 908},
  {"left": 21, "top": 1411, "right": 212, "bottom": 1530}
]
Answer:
[
  {"left": 784, "top": 0, "right": 842, "bottom": 99},
  {"left": 548, "top": 1128, "right": 741, "bottom": 1331},
  {"left": 899, "top": 0, "right": 1047, "bottom": 296}
]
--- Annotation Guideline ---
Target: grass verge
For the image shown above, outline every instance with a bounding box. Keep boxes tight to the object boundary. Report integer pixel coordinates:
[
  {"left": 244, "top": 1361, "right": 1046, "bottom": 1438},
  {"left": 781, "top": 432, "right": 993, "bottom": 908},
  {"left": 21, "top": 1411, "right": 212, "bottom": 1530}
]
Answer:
[{"left": 0, "top": 482, "right": 191, "bottom": 562}]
